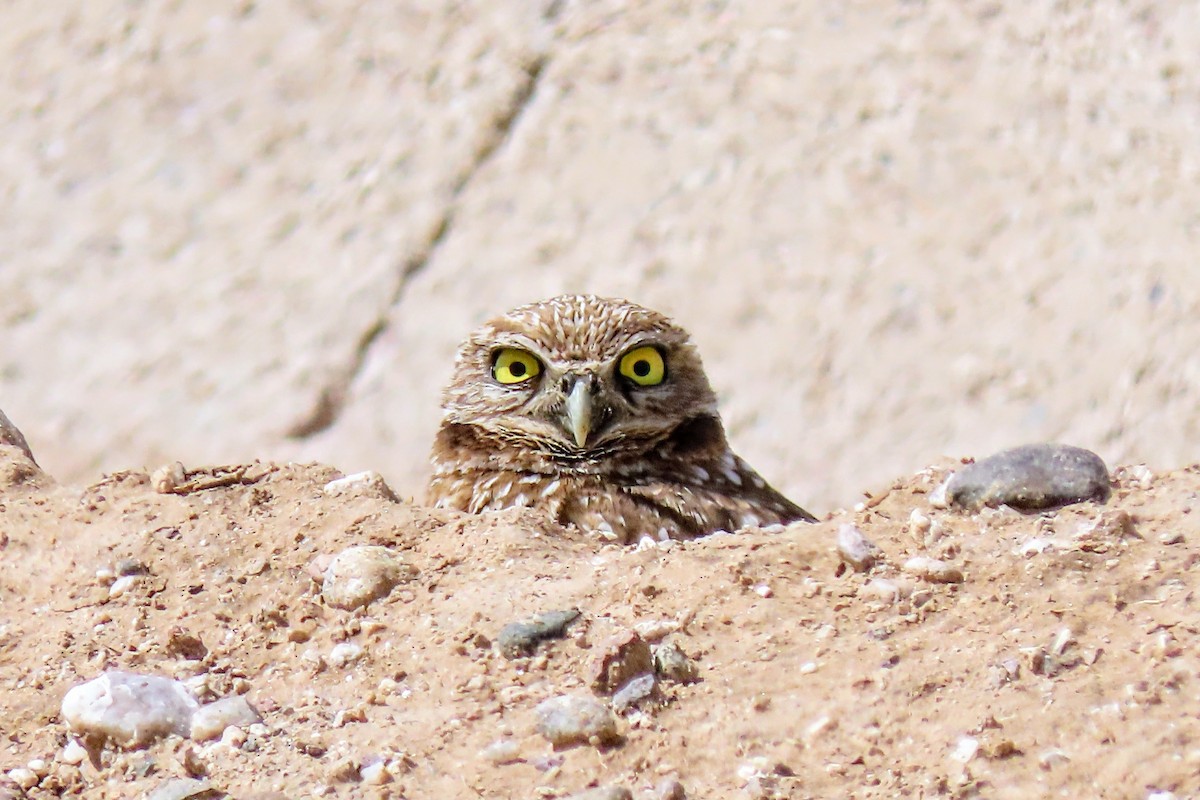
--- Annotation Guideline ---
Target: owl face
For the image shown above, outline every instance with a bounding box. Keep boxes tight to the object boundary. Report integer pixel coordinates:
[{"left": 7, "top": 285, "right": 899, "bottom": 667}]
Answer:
[{"left": 440, "top": 295, "right": 719, "bottom": 461}]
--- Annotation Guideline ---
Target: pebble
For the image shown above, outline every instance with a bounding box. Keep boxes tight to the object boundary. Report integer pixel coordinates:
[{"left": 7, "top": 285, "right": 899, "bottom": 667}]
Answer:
[
  {"left": 534, "top": 695, "right": 620, "bottom": 748},
  {"left": 611, "top": 673, "right": 658, "bottom": 713},
  {"left": 480, "top": 738, "right": 522, "bottom": 765},
  {"left": 632, "top": 618, "right": 680, "bottom": 642},
  {"left": 860, "top": 578, "right": 910, "bottom": 603},
  {"left": 903, "top": 556, "right": 964, "bottom": 584},
  {"left": 566, "top": 786, "right": 632, "bottom": 800},
  {"left": 322, "top": 471, "right": 399, "bottom": 502},
  {"left": 836, "top": 524, "right": 879, "bottom": 571},
  {"left": 321, "top": 546, "right": 418, "bottom": 610},
  {"left": 61, "top": 671, "right": 199, "bottom": 747},
  {"left": 653, "top": 641, "right": 698, "bottom": 683},
  {"left": 803, "top": 714, "right": 837, "bottom": 743},
  {"left": 0, "top": 407, "right": 35, "bottom": 463},
  {"left": 151, "top": 462, "right": 188, "bottom": 494},
  {"left": 190, "top": 695, "right": 262, "bottom": 741},
  {"left": 5, "top": 770, "right": 36, "bottom": 791},
  {"left": 0, "top": 410, "right": 31, "bottom": 453},
  {"left": 220, "top": 726, "right": 248, "bottom": 749},
  {"left": 108, "top": 575, "right": 143, "bottom": 599},
  {"left": 496, "top": 609, "right": 581, "bottom": 659},
  {"left": 950, "top": 736, "right": 980, "bottom": 763},
  {"left": 1074, "top": 510, "right": 1137, "bottom": 551},
  {"left": 946, "top": 443, "right": 1110, "bottom": 511},
  {"left": 328, "top": 642, "right": 364, "bottom": 667},
  {"left": 146, "top": 778, "right": 215, "bottom": 800},
  {"left": 928, "top": 480, "right": 950, "bottom": 509},
  {"left": 589, "top": 630, "right": 653, "bottom": 694},
  {"left": 60, "top": 739, "right": 89, "bottom": 765},
  {"left": 359, "top": 759, "right": 390, "bottom": 785}
]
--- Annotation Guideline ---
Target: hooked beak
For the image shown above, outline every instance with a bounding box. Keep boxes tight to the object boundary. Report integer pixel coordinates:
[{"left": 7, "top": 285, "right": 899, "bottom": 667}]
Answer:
[{"left": 564, "top": 377, "right": 594, "bottom": 449}]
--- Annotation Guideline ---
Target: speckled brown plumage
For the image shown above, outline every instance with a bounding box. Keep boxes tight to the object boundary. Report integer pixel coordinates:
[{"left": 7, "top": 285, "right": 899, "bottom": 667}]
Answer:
[{"left": 427, "top": 295, "right": 815, "bottom": 542}]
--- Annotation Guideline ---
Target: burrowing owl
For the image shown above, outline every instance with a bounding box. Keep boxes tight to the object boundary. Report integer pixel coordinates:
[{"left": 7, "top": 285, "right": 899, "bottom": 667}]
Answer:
[{"left": 428, "top": 295, "right": 815, "bottom": 542}]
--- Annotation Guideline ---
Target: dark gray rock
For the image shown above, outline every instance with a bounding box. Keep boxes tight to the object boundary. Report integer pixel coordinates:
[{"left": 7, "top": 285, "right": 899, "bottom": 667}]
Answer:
[
  {"left": 497, "top": 609, "right": 581, "bottom": 659},
  {"left": 947, "top": 443, "right": 1110, "bottom": 511},
  {"left": 0, "top": 408, "right": 35, "bottom": 464}
]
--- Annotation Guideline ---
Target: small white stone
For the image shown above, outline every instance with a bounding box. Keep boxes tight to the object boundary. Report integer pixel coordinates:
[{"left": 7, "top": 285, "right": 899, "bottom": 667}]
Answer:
[
  {"left": 108, "top": 575, "right": 140, "bottom": 599},
  {"left": 190, "top": 695, "right": 262, "bottom": 741},
  {"left": 322, "top": 546, "right": 417, "bottom": 610},
  {"left": 951, "top": 736, "right": 980, "bottom": 763},
  {"left": 61, "top": 671, "right": 199, "bottom": 747},
  {"left": 328, "top": 642, "right": 364, "bottom": 668},
  {"left": 219, "top": 725, "right": 248, "bottom": 749},
  {"left": 632, "top": 619, "right": 679, "bottom": 642},
  {"left": 928, "top": 480, "right": 950, "bottom": 509},
  {"left": 360, "top": 759, "right": 390, "bottom": 784},
  {"left": 903, "top": 556, "right": 964, "bottom": 584},
  {"left": 1128, "top": 464, "right": 1154, "bottom": 488},
  {"left": 534, "top": 694, "right": 619, "bottom": 747},
  {"left": 1018, "top": 538, "right": 1050, "bottom": 557},
  {"left": 837, "top": 524, "right": 879, "bottom": 571},
  {"left": 803, "top": 714, "right": 836, "bottom": 743},
  {"left": 151, "top": 461, "right": 187, "bottom": 493},
  {"left": 60, "top": 739, "right": 89, "bottom": 765},
  {"left": 737, "top": 756, "right": 772, "bottom": 782},
  {"left": 1037, "top": 748, "right": 1070, "bottom": 769},
  {"left": 1050, "top": 627, "right": 1074, "bottom": 657},
  {"left": 753, "top": 584, "right": 773, "bottom": 598},
  {"left": 322, "top": 471, "right": 398, "bottom": 501},
  {"left": 7, "top": 768, "right": 37, "bottom": 790},
  {"left": 799, "top": 662, "right": 818, "bottom": 674},
  {"left": 908, "top": 509, "right": 931, "bottom": 534},
  {"left": 861, "top": 578, "right": 895, "bottom": 602},
  {"left": 480, "top": 738, "right": 521, "bottom": 765}
]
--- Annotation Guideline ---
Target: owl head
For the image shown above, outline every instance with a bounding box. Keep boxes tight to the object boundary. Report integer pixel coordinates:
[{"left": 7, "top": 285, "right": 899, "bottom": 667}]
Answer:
[{"left": 439, "top": 295, "right": 721, "bottom": 461}]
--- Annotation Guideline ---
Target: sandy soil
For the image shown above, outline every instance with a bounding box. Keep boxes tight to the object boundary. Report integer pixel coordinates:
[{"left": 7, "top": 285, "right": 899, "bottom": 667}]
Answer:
[{"left": 2, "top": 435, "right": 1197, "bottom": 799}]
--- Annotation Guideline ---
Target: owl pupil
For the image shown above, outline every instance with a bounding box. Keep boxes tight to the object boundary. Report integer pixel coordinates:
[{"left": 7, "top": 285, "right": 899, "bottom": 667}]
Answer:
[
  {"left": 509, "top": 362, "right": 527, "bottom": 377},
  {"left": 633, "top": 360, "right": 650, "bottom": 377}
]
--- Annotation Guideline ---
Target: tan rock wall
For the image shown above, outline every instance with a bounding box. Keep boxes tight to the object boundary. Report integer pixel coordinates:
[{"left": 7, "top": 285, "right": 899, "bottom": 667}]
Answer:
[{"left": 3, "top": 2, "right": 1198, "bottom": 511}]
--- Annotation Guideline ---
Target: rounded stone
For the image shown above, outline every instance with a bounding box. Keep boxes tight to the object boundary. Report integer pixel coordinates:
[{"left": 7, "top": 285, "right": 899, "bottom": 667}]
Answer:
[
  {"left": 321, "top": 546, "right": 418, "bottom": 610},
  {"left": 946, "top": 443, "right": 1110, "bottom": 511},
  {"left": 61, "top": 671, "right": 199, "bottom": 747},
  {"left": 534, "top": 695, "right": 620, "bottom": 748}
]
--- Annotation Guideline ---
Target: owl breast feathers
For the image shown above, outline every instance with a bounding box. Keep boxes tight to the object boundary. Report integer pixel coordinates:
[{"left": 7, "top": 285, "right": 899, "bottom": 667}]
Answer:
[{"left": 427, "top": 294, "right": 815, "bottom": 543}]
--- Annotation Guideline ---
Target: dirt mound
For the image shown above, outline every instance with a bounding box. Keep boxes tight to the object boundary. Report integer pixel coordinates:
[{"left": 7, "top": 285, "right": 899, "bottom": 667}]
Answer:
[{"left": 1, "top": 448, "right": 1197, "bottom": 799}]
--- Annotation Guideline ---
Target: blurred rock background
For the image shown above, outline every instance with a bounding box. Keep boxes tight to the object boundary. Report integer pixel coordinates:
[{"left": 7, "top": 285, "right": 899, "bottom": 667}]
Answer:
[{"left": 2, "top": 1, "right": 1198, "bottom": 513}]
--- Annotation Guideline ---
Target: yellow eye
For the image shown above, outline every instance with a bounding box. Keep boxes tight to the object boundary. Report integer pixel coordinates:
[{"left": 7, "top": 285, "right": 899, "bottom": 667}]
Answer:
[
  {"left": 619, "top": 346, "right": 666, "bottom": 386},
  {"left": 492, "top": 348, "right": 542, "bottom": 384}
]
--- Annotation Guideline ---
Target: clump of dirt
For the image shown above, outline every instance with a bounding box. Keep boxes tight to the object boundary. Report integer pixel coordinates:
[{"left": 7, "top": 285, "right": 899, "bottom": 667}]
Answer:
[{"left": 1, "top": 446, "right": 1198, "bottom": 799}]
